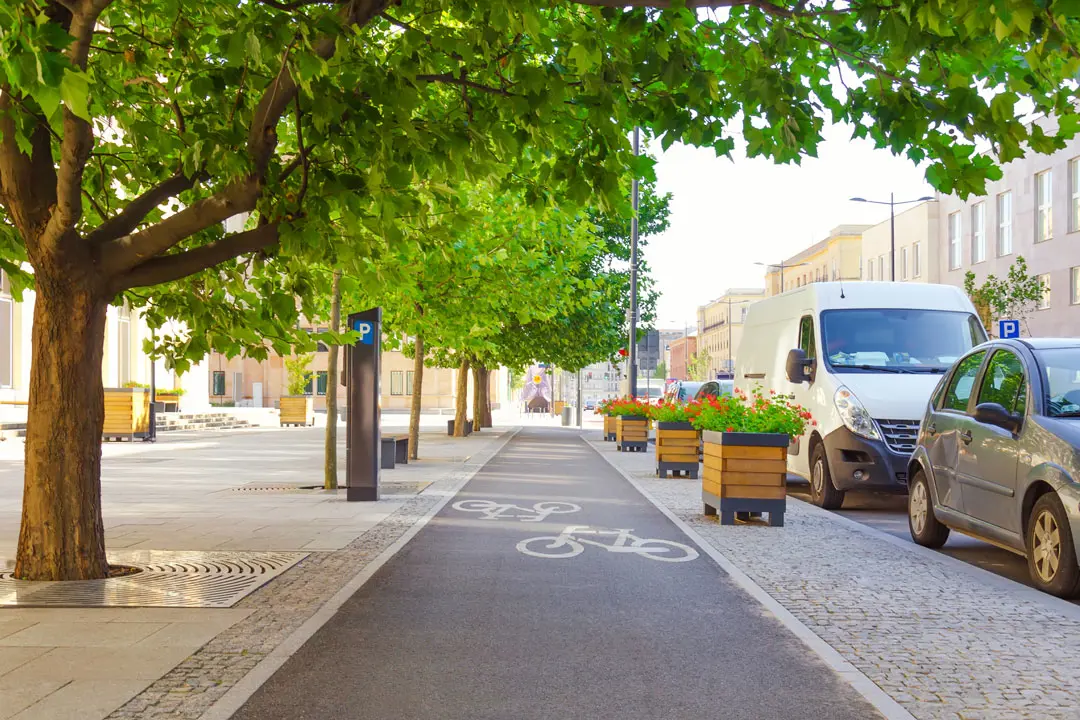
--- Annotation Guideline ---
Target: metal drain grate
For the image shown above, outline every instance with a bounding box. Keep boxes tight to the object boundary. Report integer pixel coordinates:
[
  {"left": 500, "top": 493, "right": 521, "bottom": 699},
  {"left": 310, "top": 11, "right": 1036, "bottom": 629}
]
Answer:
[
  {"left": 228, "top": 483, "right": 325, "bottom": 493},
  {"left": 0, "top": 550, "right": 308, "bottom": 608}
]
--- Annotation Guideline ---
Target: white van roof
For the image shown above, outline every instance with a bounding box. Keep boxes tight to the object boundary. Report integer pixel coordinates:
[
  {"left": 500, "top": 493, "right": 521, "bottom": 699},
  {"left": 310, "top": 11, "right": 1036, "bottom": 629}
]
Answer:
[{"left": 744, "top": 282, "right": 975, "bottom": 324}]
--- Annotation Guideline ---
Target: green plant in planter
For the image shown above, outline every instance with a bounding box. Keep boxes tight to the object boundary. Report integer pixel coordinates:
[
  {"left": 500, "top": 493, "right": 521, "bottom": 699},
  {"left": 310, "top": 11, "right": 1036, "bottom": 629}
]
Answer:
[
  {"left": 650, "top": 399, "right": 703, "bottom": 424},
  {"left": 605, "top": 397, "right": 653, "bottom": 417},
  {"left": 122, "top": 381, "right": 149, "bottom": 389},
  {"left": 157, "top": 388, "right": 186, "bottom": 396},
  {"left": 692, "top": 387, "right": 812, "bottom": 437},
  {"left": 285, "top": 354, "right": 315, "bottom": 396}
]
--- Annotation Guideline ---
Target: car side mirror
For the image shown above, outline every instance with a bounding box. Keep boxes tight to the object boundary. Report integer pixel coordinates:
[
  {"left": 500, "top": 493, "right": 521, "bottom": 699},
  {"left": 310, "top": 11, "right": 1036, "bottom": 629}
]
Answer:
[
  {"left": 973, "top": 402, "right": 1021, "bottom": 434},
  {"left": 786, "top": 349, "right": 814, "bottom": 384}
]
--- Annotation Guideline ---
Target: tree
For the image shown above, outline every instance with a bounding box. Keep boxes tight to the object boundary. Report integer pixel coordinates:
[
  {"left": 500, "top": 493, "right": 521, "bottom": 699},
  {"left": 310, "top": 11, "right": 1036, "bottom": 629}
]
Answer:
[
  {"left": 964, "top": 257, "right": 1046, "bottom": 337},
  {"left": 653, "top": 361, "right": 667, "bottom": 380},
  {"left": 284, "top": 354, "right": 315, "bottom": 396},
  {"left": 7, "top": 2, "right": 1080, "bottom": 579},
  {"left": 687, "top": 350, "right": 712, "bottom": 382},
  {"left": 323, "top": 271, "right": 341, "bottom": 490}
]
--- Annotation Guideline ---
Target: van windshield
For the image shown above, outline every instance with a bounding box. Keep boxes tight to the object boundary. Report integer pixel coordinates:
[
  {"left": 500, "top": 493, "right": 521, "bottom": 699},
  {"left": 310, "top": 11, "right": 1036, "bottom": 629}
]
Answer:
[{"left": 820, "top": 309, "right": 986, "bottom": 373}]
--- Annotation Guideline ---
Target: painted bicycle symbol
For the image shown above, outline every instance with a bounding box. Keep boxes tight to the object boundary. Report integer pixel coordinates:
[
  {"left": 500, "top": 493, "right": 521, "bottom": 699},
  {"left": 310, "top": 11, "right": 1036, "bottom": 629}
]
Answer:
[
  {"left": 516, "top": 526, "right": 699, "bottom": 562},
  {"left": 451, "top": 499, "right": 582, "bottom": 522}
]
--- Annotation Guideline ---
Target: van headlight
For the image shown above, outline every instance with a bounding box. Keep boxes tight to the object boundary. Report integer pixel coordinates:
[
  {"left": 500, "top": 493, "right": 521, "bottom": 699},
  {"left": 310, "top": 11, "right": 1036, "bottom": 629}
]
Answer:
[{"left": 834, "top": 386, "right": 881, "bottom": 441}]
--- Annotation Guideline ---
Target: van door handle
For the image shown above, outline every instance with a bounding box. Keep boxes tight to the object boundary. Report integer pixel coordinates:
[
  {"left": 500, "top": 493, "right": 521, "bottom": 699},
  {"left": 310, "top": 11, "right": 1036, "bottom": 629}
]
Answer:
[
  {"left": 959, "top": 430, "right": 973, "bottom": 444},
  {"left": 926, "top": 423, "right": 937, "bottom": 436}
]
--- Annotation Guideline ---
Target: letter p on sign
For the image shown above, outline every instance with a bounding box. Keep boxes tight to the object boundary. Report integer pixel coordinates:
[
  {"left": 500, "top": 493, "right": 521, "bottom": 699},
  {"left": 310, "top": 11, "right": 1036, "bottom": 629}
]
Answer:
[
  {"left": 354, "top": 319, "right": 375, "bottom": 345},
  {"left": 998, "top": 319, "right": 1020, "bottom": 339}
]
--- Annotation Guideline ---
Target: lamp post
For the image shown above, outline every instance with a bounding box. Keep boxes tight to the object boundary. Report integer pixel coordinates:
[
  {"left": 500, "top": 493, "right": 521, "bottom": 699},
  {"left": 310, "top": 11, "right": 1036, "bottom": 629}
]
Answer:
[
  {"left": 755, "top": 260, "right": 809, "bottom": 293},
  {"left": 850, "top": 194, "right": 934, "bottom": 281},
  {"left": 724, "top": 299, "right": 756, "bottom": 375}
]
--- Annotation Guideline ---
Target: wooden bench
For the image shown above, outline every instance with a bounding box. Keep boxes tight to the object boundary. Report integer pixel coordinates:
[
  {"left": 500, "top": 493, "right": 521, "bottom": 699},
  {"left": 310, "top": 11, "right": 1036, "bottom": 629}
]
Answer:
[{"left": 381, "top": 435, "right": 409, "bottom": 469}]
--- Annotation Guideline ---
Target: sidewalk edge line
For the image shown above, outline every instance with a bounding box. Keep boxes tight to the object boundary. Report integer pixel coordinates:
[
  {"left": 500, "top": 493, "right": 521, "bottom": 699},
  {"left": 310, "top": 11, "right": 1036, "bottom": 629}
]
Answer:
[
  {"left": 198, "top": 427, "right": 520, "bottom": 720},
  {"left": 584, "top": 437, "right": 916, "bottom": 720}
]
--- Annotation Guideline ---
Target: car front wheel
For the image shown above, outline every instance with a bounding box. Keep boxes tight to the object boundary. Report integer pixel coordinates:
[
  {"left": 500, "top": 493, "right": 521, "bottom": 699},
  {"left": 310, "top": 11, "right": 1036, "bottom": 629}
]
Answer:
[
  {"left": 810, "top": 443, "right": 845, "bottom": 510},
  {"left": 1026, "top": 493, "right": 1080, "bottom": 598},
  {"left": 908, "top": 469, "right": 949, "bottom": 548}
]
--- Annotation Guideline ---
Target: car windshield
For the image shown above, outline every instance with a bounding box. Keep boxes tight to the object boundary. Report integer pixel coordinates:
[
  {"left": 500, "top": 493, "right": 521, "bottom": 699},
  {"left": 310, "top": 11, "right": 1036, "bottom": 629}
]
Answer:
[
  {"left": 821, "top": 309, "right": 986, "bottom": 373},
  {"left": 1035, "top": 348, "right": 1080, "bottom": 417}
]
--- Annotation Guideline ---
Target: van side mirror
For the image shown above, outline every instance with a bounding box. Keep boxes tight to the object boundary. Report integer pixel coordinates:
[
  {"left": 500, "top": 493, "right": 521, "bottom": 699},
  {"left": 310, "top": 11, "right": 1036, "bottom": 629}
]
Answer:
[
  {"left": 973, "top": 402, "right": 1021, "bottom": 434},
  {"left": 785, "top": 348, "right": 813, "bottom": 384}
]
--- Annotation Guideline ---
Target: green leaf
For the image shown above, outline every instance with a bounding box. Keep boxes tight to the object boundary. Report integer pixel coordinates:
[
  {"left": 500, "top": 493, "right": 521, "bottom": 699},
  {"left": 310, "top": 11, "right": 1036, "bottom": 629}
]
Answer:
[{"left": 60, "top": 69, "right": 91, "bottom": 121}]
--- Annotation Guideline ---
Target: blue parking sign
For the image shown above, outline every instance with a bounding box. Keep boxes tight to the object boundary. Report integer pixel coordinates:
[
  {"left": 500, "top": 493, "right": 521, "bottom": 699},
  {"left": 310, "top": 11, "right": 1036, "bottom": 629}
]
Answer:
[
  {"left": 352, "top": 318, "right": 375, "bottom": 345},
  {"left": 998, "top": 319, "right": 1020, "bottom": 339}
]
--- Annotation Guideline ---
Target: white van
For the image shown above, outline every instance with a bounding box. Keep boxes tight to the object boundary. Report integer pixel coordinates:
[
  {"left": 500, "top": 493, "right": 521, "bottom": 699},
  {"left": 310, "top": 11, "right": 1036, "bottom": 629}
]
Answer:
[{"left": 734, "top": 282, "right": 987, "bottom": 509}]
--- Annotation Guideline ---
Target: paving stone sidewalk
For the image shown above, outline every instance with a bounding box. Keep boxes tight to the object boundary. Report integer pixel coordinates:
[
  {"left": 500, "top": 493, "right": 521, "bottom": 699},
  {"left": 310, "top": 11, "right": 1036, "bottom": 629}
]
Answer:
[
  {"left": 0, "top": 425, "right": 516, "bottom": 720},
  {"left": 591, "top": 435, "right": 1080, "bottom": 720}
]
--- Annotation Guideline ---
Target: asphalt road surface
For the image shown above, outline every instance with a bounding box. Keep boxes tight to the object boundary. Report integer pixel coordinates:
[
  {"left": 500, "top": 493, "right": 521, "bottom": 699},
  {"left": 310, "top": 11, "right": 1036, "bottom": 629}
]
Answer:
[{"left": 234, "top": 427, "right": 880, "bottom": 720}]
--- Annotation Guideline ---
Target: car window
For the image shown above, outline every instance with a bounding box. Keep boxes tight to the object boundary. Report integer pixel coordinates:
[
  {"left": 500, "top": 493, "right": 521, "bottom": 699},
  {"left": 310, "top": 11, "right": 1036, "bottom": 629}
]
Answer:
[
  {"left": 798, "top": 315, "right": 816, "bottom": 360},
  {"left": 976, "top": 351, "right": 1027, "bottom": 416},
  {"left": 942, "top": 351, "right": 986, "bottom": 413},
  {"left": 697, "top": 382, "right": 718, "bottom": 399}
]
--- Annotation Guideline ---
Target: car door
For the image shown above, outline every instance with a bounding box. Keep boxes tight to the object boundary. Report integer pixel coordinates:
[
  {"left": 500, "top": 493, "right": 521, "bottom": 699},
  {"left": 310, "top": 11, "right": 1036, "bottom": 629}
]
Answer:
[
  {"left": 696, "top": 382, "right": 719, "bottom": 400},
  {"left": 954, "top": 349, "right": 1026, "bottom": 533},
  {"left": 925, "top": 350, "right": 987, "bottom": 512}
]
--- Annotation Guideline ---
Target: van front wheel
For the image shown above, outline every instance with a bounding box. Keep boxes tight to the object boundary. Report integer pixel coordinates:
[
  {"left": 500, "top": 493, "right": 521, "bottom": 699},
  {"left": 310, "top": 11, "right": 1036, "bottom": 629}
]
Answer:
[{"left": 810, "top": 443, "right": 845, "bottom": 510}]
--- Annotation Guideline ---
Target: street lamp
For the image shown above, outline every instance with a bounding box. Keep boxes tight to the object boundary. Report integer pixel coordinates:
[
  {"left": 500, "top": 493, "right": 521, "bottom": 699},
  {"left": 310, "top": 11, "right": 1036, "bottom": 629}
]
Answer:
[
  {"left": 724, "top": 299, "right": 756, "bottom": 375},
  {"left": 850, "top": 194, "right": 934, "bottom": 281},
  {"left": 755, "top": 260, "right": 809, "bottom": 293}
]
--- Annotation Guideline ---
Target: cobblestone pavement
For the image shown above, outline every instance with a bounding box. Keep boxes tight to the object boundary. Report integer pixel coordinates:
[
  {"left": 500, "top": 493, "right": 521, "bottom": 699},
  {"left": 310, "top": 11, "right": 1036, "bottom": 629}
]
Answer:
[
  {"left": 591, "top": 436, "right": 1080, "bottom": 720},
  {"left": 102, "top": 429, "right": 515, "bottom": 720}
]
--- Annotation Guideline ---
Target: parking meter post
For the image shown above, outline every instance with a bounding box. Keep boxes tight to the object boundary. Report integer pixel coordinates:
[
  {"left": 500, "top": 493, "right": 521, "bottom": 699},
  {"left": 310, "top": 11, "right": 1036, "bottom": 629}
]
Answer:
[{"left": 345, "top": 308, "right": 381, "bottom": 501}]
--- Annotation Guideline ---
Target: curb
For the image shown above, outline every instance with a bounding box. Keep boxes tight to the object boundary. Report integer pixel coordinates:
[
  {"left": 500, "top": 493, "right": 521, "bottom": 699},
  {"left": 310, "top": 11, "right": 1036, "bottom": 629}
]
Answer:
[
  {"left": 199, "top": 427, "right": 520, "bottom": 720},
  {"left": 584, "top": 436, "right": 916, "bottom": 720}
]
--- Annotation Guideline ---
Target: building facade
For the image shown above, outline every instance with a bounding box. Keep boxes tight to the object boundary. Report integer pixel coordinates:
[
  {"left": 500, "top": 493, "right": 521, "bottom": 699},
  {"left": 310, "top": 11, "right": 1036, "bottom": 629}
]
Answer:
[
  {"left": 0, "top": 270, "right": 210, "bottom": 421},
  {"left": 696, "top": 289, "right": 766, "bottom": 378},
  {"left": 936, "top": 115, "right": 1080, "bottom": 336},
  {"left": 764, "top": 225, "right": 869, "bottom": 296},
  {"left": 668, "top": 335, "right": 697, "bottom": 381},
  {"left": 860, "top": 201, "right": 940, "bottom": 284}
]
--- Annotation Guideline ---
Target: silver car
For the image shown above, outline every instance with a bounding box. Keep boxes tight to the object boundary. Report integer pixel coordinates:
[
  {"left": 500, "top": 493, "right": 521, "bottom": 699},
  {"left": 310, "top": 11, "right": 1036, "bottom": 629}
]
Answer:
[{"left": 908, "top": 338, "right": 1080, "bottom": 597}]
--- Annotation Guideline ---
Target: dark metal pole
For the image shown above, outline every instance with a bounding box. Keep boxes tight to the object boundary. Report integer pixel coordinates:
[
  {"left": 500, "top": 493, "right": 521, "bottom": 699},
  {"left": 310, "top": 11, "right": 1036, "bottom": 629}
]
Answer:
[
  {"left": 779, "top": 262, "right": 785, "bottom": 293},
  {"left": 576, "top": 368, "right": 582, "bottom": 427},
  {"left": 628, "top": 126, "right": 640, "bottom": 399},
  {"left": 890, "top": 192, "right": 896, "bottom": 282},
  {"left": 148, "top": 329, "right": 157, "bottom": 442}
]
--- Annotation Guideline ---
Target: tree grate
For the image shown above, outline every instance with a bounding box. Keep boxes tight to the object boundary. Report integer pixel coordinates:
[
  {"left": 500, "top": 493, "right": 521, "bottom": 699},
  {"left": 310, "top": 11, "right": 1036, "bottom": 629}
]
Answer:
[{"left": 0, "top": 550, "right": 308, "bottom": 608}]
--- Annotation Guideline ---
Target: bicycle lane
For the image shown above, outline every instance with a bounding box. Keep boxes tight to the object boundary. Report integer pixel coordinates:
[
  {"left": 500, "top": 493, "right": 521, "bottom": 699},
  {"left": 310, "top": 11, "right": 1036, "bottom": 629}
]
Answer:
[{"left": 231, "top": 426, "right": 881, "bottom": 720}]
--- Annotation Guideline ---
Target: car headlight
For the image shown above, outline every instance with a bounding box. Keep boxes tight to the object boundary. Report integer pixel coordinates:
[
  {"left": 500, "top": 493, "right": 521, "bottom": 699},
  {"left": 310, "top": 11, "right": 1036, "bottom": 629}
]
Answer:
[{"left": 834, "top": 386, "right": 881, "bottom": 441}]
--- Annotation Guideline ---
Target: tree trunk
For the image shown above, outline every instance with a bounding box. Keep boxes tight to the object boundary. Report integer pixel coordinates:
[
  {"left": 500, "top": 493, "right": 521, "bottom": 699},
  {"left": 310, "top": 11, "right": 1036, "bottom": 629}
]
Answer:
[
  {"left": 408, "top": 333, "right": 424, "bottom": 460},
  {"left": 472, "top": 365, "right": 482, "bottom": 433},
  {"left": 480, "top": 367, "right": 493, "bottom": 428},
  {"left": 16, "top": 281, "right": 109, "bottom": 580},
  {"left": 323, "top": 271, "right": 341, "bottom": 490},
  {"left": 453, "top": 356, "right": 470, "bottom": 437}
]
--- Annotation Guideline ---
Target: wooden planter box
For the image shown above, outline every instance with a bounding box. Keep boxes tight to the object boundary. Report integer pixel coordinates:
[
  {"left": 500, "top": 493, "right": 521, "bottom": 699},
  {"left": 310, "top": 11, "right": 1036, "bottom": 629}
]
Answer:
[
  {"left": 553, "top": 400, "right": 566, "bottom": 414},
  {"left": 156, "top": 393, "right": 181, "bottom": 411},
  {"left": 447, "top": 419, "right": 473, "bottom": 436},
  {"left": 103, "top": 388, "right": 150, "bottom": 441},
  {"left": 602, "top": 415, "right": 617, "bottom": 441},
  {"left": 615, "top": 415, "right": 648, "bottom": 452},
  {"left": 656, "top": 421, "right": 700, "bottom": 479},
  {"left": 701, "top": 430, "right": 787, "bottom": 526},
  {"left": 280, "top": 396, "right": 314, "bottom": 426}
]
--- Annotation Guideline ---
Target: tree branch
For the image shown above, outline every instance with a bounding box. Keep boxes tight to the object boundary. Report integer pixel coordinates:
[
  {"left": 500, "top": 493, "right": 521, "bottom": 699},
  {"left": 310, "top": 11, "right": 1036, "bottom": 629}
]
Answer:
[
  {"left": 0, "top": 90, "right": 58, "bottom": 247},
  {"left": 99, "top": 178, "right": 261, "bottom": 276},
  {"left": 416, "top": 73, "right": 518, "bottom": 97},
  {"left": 86, "top": 172, "right": 198, "bottom": 245},
  {"left": 566, "top": 0, "right": 851, "bottom": 17},
  {"left": 115, "top": 223, "right": 280, "bottom": 290}
]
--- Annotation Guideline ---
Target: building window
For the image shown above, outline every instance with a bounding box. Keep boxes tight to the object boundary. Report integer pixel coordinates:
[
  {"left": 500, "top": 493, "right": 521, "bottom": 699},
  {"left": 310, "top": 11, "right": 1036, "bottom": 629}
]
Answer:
[
  {"left": 212, "top": 371, "right": 226, "bottom": 396},
  {"left": 867, "top": 261, "right": 873, "bottom": 281},
  {"left": 948, "top": 211, "right": 961, "bottom": 269},
  {"left": 971, "top": 202, "right": 985, "bottom": 263},
  {"left": 913, "top": 242, "right": 922, "bottom": 278},
  {"left": 1072, "top": 158, "right": 1080, "bottom": 233},
  {"left": 390, "top": 370, "right": 404, "bottom": 395},
  {"left": 831, "top": 258, "right": 838, "bottom": 280},
  {"left": 117, "top": 302, "right": 131, "bottom": 386},
  {"left": 997, "top": 191, "right": 1013, "bottom": 256},
  {"left": 0, "top": 272, "right": 11, "bottom": 388},
  {"left": 878, "top": 255, "right": 884, "bottom": 280},
  {"left": 1072, "top": 267, "right": 1080, "bottom": 305},
  {"left": 1036, "top": 170, "right": 1052, "bottom": 242},
  {"left": 900, "top": 247, "right": 909, "bottom": 280},
  {"left": 1037, "top": 273, "right": 1051, "bottom": 310},
  {"left": 316, "top": 371, "right": 328, "bottom": 395},
  {"left": 405, "top": 370, "right": 414, "bottom": 396}
]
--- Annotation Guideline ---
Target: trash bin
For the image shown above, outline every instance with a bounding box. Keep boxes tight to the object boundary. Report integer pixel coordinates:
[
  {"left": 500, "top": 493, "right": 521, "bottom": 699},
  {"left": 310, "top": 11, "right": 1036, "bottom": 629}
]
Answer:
[{"left": 561, "top": 406, "right": 573, "bottom": 426}]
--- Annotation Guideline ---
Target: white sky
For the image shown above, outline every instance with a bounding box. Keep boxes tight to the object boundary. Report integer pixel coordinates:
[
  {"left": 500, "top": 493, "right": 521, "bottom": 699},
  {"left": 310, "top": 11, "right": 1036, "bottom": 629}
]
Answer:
[{"left": 646, "top": 122, "right": 937, "bottom": 328}]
